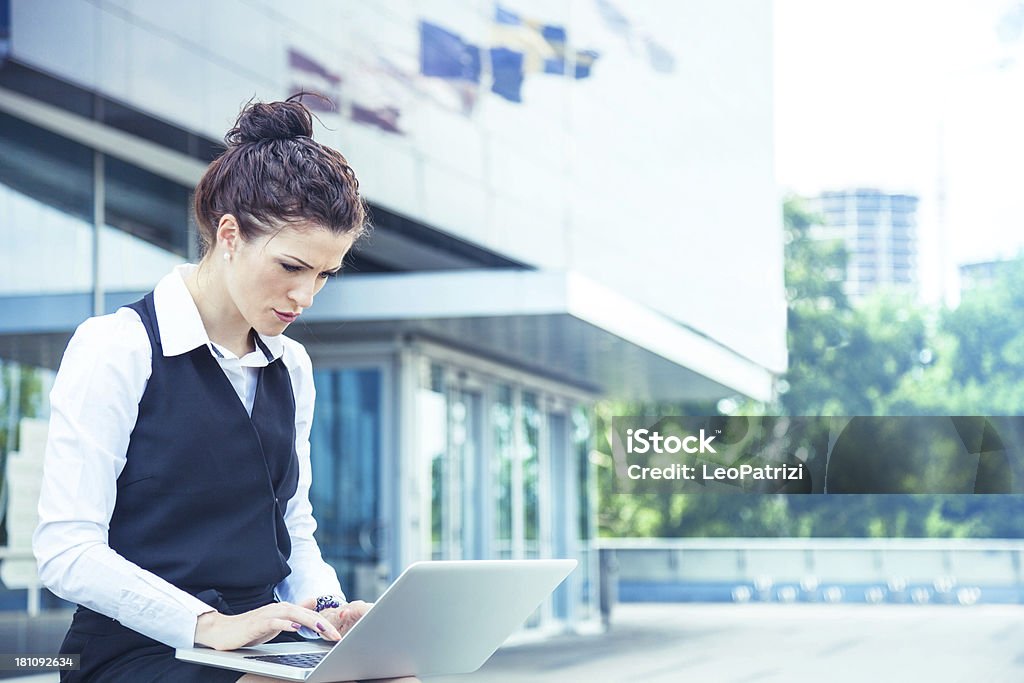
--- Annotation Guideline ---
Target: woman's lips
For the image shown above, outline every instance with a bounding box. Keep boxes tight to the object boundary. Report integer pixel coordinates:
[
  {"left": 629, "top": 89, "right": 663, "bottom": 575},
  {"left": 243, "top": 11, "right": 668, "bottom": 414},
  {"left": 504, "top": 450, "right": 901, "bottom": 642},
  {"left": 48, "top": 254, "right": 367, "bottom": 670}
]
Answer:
[{"left": 274, "top": 310, "right": 298, "bottom": 323}]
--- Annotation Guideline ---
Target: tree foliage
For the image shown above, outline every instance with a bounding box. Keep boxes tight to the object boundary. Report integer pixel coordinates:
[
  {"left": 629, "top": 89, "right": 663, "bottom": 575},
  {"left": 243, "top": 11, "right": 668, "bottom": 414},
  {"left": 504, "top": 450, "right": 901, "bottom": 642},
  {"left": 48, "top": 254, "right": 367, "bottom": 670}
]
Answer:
[{"left": 595, "top": 197, "right": 1024, "bottom": 539}]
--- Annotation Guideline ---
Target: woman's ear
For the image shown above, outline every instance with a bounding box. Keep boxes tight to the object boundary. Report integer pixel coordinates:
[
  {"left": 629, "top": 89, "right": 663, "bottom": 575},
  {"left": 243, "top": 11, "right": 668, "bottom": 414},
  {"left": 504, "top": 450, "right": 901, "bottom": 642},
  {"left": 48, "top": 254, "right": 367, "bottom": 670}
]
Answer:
[{"left": 216, "top": 214, "right": 241, "bottom": 255}]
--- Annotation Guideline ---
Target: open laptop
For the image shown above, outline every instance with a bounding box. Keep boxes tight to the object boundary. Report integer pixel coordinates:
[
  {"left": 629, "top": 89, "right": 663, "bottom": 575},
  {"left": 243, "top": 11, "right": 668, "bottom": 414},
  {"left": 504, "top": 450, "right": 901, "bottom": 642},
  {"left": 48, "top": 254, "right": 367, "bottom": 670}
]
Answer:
[{"left": 176, "top": 559, "right": 577, "bottom": 681}]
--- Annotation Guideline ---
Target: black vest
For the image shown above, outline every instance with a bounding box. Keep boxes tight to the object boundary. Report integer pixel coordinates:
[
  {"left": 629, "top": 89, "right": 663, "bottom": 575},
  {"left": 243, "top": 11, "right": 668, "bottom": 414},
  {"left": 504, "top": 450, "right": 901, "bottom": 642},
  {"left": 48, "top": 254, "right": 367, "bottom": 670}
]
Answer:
[{"left": 107, "top": 292, "right": 300, "bottom": 596}]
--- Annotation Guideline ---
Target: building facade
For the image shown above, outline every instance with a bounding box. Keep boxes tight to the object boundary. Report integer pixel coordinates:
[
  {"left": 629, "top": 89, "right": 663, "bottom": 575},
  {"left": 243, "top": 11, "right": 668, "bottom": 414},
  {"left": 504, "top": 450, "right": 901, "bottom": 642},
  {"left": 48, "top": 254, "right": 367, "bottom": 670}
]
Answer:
[
  {"left": 958, "top": 258, "right": 1018, "bottom": 293},
  {"left": 807, "top": 189, "right": 919, "bottom": 300},
  {"left": 0, "top": 0, "right": 782, "bottom": 635}
]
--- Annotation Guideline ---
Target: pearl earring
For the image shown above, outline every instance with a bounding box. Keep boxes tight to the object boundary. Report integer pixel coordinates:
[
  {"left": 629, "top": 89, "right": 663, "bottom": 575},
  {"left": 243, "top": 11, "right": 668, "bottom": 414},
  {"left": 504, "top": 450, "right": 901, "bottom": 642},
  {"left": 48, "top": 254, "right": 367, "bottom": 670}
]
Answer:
[{"left": 223, "top": 252, "right": 230, "bottom": 262}]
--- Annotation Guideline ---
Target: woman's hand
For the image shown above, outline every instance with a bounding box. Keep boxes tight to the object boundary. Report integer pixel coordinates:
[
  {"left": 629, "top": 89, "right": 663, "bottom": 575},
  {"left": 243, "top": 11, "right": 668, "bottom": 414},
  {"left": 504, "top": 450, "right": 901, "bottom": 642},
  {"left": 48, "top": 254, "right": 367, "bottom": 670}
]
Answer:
[
  {"left": 299, "top": 597, "right": 373, "bottom": 638},
  {"left": 194, "top": 602, "right": 343, "bottom": 651}
]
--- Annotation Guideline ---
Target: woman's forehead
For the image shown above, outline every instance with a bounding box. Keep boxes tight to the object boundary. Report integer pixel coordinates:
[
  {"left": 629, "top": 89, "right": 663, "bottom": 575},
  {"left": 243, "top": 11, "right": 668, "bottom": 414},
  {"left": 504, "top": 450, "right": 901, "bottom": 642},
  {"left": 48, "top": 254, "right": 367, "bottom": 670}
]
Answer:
[{"left": 262, "top": 224, "right": 354, "bottom": 261}]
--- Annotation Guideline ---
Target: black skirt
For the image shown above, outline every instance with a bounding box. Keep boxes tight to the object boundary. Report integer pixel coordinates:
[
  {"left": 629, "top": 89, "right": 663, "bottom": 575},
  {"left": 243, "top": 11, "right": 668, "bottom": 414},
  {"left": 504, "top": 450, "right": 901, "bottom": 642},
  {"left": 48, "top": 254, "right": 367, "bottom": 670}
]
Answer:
[{"left": 59, "top": 587, "right": 306, "bottom": 682}]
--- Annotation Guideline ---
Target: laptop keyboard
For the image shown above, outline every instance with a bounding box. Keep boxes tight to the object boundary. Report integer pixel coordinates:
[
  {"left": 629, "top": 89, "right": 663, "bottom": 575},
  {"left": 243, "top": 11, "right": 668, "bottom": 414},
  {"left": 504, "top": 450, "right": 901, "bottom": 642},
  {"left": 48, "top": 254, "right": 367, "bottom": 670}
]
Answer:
[{"left": 244, "top": 652, "right": 327, "bottom": 668}]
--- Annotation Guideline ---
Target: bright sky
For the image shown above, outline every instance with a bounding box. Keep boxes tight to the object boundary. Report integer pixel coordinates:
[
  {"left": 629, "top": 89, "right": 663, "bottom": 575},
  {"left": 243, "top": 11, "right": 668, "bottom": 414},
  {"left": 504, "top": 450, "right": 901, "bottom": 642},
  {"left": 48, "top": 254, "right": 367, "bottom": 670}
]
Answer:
[{"left": 774, "top": 0, "right": 1024, "bottom": 304}]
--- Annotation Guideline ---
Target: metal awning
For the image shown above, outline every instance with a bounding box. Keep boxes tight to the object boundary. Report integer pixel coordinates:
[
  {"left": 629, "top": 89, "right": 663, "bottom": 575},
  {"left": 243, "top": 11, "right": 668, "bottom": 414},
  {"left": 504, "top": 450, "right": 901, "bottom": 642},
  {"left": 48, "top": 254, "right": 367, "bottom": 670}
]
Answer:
[{"left": 0, "top": 270, "right": 776, "bottom": 401}]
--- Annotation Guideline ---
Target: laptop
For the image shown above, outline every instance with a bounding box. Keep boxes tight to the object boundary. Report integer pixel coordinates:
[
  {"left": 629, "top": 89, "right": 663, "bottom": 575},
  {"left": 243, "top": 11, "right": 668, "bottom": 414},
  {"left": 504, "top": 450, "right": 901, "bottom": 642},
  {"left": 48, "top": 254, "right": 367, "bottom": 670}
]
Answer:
[{"left": 176, "top": 559, "right": 577, "bottom": 681}]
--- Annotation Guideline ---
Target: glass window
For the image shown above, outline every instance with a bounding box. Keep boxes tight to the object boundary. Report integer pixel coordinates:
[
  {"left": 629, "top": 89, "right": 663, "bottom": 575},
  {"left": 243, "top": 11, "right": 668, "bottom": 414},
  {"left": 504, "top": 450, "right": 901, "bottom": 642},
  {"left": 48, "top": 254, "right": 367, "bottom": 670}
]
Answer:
[
  {"left": 309, "top": 367, "right": 382, "bottom": 595},
  {"left": 0, "top": 112, "right": 93, "bottom": 294},
  {"left": 492, "top": 384, "right": 514, "bottom": 559},
  {"left": 0, "top": 112, "right": 191, "bottom": 296},
  {"left": 855, "top": 190, "right": 881, "bottom": 211},
  {"left": 1, "top": 2, "right": 10, "bottom": 60},
  {"left": 891, "top": 214, "right": 912, "bottom": 229},
  {"left": 521, "top": 392, "right": 540, "bottom": 558},
  {"left": 821, "top": 192, "right": 847, "bottom": 214},
  {"left": 419, "top": 363, "right": 449, "bottom": 560},
  {"left": 890, "top": 194, "right": 918, "bottom": 212},
  {"left": 100, "top": 155, "right": 189, "bottom": 291},
  {"left": 891, "top": 225, "right": 913, "bottom": 241},
  {"left": 99, "top": 98, "right": 220, "bottom": 162},
  {"left": 103, "top": 156, "right": 190, "bottom": 257},
  {"left": 573, "top": 405, "right": 595, "bottom": 619},
  {"left": 857, "top": 215, "right": 879, "bottom": 234},
  {"left": 453, "top": 388, "right": 484, "bottom": 559}
]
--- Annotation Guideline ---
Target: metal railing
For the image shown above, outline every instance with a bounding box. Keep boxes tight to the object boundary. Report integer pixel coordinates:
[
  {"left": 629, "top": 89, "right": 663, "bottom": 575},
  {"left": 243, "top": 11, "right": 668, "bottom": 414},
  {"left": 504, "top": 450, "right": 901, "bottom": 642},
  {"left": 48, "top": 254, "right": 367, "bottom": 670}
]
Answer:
[{"left": 595, "top": 537, "right": 1024, "bottom": 612}]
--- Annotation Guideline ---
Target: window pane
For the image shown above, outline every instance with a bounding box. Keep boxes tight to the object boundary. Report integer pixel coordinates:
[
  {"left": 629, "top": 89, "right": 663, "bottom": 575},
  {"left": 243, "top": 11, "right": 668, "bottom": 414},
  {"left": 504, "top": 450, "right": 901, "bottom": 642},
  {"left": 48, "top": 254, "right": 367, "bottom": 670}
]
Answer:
[
  {"left": 453, "top": 389, "right": 483, "bottom": 559},
  {"left": 309, "top": 367, "right": 382, "bottom": 595},
  {"left": 492, "top": 384, "right": 514, "bottom": 559},
  {"left": 0, "top": 112, "right": 93, "bottom": 294},
  {"left": 419, "top": 362, "right": 448, "bottom": 559},
  {"left": 522, "top": 391, "right": 540, "bottom": 553},
  {"left": 103, "top": 155, "right": 190, "bottom": 256},
  {"left": 573, "top": 405, "right": 595, "bottom": 619}
]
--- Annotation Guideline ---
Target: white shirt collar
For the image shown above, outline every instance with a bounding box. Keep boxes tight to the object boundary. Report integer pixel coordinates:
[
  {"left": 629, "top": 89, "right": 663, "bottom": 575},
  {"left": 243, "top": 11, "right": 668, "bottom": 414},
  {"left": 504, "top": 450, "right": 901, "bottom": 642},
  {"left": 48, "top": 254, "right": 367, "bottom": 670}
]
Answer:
[{"left": 151, "top": 264, "right": 285, "bottom": 362}]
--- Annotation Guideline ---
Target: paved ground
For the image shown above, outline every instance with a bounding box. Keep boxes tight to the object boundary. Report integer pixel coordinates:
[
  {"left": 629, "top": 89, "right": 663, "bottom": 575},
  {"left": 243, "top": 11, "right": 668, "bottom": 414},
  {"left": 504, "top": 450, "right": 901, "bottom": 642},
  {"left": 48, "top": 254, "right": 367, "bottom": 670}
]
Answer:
[
  {"left": 426, "top": 602, "right": 1024, "bottom": 683},
  {"left": 8, "top": 603, "right": 1024, "bottom": 682}
]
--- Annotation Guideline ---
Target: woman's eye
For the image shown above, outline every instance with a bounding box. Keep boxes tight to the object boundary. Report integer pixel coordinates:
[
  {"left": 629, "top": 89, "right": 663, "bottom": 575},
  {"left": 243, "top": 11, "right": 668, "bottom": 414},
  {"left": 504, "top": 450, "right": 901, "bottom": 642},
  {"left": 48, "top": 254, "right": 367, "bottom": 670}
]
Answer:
[
  {"left": 281, "top": 263, "right": 303, "bottom": 273},
  {"left": 320, "top": 270, "right": 341, "bottom": 280}
]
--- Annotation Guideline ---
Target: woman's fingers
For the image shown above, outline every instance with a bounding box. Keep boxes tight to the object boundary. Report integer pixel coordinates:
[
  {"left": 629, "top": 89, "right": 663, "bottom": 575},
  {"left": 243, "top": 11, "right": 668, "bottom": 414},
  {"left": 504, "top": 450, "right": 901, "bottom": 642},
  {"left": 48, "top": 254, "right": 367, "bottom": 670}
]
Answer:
[
  {"left": 272, "top": 604, "right": 342, "bottom": 640},
  {"left": 330, "top": 600, "right": 371, "bottom": 635},
  {"left": 243, "top": 616, "right": 302, "bottom": 645},
  {"left": 234, "top": 602, "right": 342, "bottom": 648},
  {"left": 296, "top": 596, "right": 368, "bottom": 635}
]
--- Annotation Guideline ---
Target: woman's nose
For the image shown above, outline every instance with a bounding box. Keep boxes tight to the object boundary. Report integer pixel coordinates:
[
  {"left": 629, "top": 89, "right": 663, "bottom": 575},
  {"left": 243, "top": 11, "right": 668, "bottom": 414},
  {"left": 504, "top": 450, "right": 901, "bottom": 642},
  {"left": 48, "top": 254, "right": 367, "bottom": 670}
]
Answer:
[{"left": 290, "top": 280, "right": 316, "bottom": 308}]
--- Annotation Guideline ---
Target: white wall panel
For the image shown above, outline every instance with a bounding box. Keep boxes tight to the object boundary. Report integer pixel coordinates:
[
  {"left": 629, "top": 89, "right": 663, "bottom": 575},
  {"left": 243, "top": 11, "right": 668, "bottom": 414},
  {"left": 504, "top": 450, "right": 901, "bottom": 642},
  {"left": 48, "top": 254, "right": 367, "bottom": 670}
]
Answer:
[
  {"left": 421, "top": 164, "right": 489, "bottom": 247},
  {"left": 12, "top": 0, "right": 97, "bottom": 86},
  {"left": 8, "top": 0, "right": 785, "bottom": 374},
  {"left": 125, "top": 23, "right": 206, "bottom": 130},
  {"left": 96, "top": 8, "right": 132, "bottom": 103}
]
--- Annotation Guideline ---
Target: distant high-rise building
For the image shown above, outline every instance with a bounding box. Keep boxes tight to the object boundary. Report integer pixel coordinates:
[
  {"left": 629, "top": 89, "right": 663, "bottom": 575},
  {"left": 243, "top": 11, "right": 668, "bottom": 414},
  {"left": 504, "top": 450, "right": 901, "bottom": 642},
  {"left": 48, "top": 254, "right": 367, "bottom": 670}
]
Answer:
[
  {"left": 806, "top": 189, "right": 919, "bottom": 300},
  {"left": 959, "top": 259, "right": 1016, "bottom": 293}
]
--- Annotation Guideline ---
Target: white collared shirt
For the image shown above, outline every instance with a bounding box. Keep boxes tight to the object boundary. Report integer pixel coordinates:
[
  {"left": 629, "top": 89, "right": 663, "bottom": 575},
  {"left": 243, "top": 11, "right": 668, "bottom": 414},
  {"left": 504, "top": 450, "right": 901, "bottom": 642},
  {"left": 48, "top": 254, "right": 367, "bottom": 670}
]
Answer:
[{"left": 32, "top": 264, "right": 343, "bottom": 649}]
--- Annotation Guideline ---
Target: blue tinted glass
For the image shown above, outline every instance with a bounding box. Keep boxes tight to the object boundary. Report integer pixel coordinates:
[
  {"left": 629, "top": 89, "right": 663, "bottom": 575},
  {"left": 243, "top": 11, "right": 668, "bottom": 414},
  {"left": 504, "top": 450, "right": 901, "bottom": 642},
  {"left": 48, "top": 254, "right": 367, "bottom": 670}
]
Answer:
[{"left": 309, "top": 368, "right": 382, "bottom": 593}]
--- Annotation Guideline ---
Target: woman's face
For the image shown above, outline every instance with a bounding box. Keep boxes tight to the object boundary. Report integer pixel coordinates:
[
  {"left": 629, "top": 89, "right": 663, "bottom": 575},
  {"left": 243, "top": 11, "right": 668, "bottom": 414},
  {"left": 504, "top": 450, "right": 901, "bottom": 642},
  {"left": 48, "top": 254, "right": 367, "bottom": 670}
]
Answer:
[{"left": 226, "top": 223, "right": 356, "bottom": 336}]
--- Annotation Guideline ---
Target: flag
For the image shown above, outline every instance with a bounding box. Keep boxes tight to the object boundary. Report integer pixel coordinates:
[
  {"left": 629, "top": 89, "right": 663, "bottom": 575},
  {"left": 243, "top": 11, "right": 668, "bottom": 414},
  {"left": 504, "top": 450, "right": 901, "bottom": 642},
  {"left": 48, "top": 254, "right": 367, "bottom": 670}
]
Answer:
[
  {"left": 571, "top": 49, "right": 599, "bottom": 79},
  {"left": 493, "top": 6, "right": 598, "bottom": 81},
  {"left": 592, "top": 0, "right": 675, "bottom": 74},
  {"left": 541, "top": 25, "right": 568, "bottom": 74},
  {"left": 492, "top": 6, "right": 559, "bottom": 73},
  {"left": 490, "top": 47, "right": 524, "bottom": 102},
  {"left": 287, "top": 48, "right": 342, "bottom": 111},
  {"left": 419, "top": 20, "right": 482, "bottom": 82},
  {"left": 593, "top": 0, "right": 631, "bottom": 38},
  {"left": 351, "top": 105, "right": 402, "bottom": 134},
  {"left": 644, "top": 38, "right": 675, "bottom": 74},
  {"left": 418, "top": 10, "right": 599, "bottom": 107}
]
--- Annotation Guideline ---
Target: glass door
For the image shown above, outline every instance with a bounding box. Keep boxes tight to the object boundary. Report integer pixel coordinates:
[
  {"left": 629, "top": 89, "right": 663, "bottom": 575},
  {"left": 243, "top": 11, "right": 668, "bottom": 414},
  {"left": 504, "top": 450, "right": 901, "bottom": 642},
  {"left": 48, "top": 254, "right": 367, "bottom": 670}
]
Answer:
[
  {"left": 412, "top": 349, "right": 599, "bottom": 631},
  {"left": 309, "top": 366, "right": 385, "bottom": 598}
]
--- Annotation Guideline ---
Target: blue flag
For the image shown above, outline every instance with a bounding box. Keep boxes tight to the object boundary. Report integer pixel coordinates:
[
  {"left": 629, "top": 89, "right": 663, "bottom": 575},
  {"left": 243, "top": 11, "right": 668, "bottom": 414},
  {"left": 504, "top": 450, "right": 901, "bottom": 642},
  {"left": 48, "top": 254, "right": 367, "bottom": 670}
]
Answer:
[
  {"left": 490, "top": 47, "right": 524, "bottom": 102},
  {"left": 419, "top": 20, "right": 482, "bottom": 82}
]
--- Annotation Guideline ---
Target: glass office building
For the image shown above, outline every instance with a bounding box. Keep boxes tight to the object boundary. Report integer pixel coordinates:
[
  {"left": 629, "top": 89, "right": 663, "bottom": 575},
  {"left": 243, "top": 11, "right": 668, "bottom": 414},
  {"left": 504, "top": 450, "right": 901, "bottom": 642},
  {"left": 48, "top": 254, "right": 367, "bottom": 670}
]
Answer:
[
  {"left": 809, "top": 189, "right": 920, "bottom": 301},
  {"left": 0, "top": 0, "right": 783, "bottom": 635}
]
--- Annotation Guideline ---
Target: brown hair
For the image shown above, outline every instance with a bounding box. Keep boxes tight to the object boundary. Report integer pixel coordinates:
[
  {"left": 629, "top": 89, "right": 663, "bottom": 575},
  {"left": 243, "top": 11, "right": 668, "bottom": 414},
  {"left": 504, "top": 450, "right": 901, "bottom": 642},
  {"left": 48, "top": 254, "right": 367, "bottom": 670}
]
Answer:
[{"left": 192, "top": 94, "right": 367, "bottom": 256}]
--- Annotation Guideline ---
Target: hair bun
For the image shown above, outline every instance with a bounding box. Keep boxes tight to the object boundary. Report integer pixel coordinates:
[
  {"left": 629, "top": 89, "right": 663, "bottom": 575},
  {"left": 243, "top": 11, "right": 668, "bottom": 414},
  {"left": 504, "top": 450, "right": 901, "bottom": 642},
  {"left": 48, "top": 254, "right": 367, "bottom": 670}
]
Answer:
[{"left": 225, "top": 98, "right": 314, "bottom": 145}]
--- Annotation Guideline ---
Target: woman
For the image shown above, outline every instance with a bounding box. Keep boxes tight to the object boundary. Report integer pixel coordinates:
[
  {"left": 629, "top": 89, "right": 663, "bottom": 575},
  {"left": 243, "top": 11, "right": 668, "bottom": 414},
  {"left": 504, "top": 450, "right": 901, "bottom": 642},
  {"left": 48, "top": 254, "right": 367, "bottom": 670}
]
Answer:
[{"left": 33, "top": 96, "right": 411, "bottom": 682}]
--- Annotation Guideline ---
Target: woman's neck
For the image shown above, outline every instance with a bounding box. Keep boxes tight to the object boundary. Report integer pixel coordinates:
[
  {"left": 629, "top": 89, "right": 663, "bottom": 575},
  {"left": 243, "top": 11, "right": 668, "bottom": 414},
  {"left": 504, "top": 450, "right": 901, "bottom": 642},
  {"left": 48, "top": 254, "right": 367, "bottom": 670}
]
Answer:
[{"left": 184, "top": 264, "right": 255, "bottom": 358}]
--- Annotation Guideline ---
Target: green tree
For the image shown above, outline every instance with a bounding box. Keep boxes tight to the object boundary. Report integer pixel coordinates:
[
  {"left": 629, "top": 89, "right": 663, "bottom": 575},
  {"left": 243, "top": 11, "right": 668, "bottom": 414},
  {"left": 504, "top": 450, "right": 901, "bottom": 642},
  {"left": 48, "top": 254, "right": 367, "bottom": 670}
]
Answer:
[
  {"left": 777, "top": 196, "right": 929, "bottom": 416},
  {"left": 777, "top": 196, "right": 851, "bottom": 415},
  {"left": 877, "top": 256, "right": 1024, "bottom": 415},
  {"left": 595, "top": 201, "right": 1024, "bottom": 539}
]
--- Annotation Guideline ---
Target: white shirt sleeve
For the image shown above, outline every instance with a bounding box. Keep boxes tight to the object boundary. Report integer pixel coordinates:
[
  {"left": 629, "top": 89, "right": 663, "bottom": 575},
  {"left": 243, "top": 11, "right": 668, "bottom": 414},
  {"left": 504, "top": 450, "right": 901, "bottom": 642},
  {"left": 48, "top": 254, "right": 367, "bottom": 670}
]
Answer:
[
  {"left": 32, "top": 310, "right": 215, "bottom": 650},
  {"left": 275, "top": 340, "right": 345, "bottom": 609}
]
